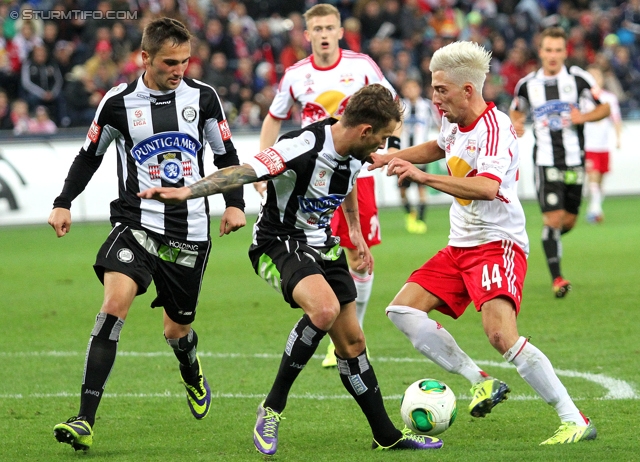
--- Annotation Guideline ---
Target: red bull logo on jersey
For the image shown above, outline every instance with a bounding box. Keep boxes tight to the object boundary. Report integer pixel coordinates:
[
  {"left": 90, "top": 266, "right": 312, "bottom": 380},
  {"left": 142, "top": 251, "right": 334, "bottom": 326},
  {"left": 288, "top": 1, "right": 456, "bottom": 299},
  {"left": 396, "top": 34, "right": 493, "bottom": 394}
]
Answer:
[
  {"left": 132, "top": 132, "right": 202, "bottom": 165},
  {"left": 340, "top": 74, "right": 354, "bottom": 86},
  {"left": 447, "top": 156, "right": 477, "bottom": 206}
]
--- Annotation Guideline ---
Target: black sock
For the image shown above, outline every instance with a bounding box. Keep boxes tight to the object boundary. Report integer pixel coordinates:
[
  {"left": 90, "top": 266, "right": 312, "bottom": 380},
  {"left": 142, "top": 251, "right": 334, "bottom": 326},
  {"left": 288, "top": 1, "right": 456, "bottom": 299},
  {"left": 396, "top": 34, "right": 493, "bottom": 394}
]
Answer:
[
  {"left": 417, "top": 203, "right": 426, "bottom": 221},
  {"left": 166, "top": 329, "right": 199, "bottom": 381},
  {"left": 79, "top": 313, "right": 124, "bottom": 427},
  {"left": 337, "top": 350, "right": 402, "bottom": 446},
  {"left": 403, "top": 202, "right": 411, "bottom": 214},
  {"left": 264, "top": 315, "right": 325, "bottom": 412},
  {"left": 542, "top": 225, "right": 562, "bottom": 280}
]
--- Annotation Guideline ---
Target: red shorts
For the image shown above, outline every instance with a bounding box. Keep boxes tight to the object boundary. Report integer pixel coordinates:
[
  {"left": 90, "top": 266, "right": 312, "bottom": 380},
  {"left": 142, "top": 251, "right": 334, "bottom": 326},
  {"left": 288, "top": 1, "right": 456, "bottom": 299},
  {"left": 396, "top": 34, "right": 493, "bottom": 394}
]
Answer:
[
  {"left": 407, "top": 240, "right": 527, "bottom": 319},
  {"left": 330, "top": 176, "right": 381, "bottom": 249},
  {"left": 585, "top": 151, "right": 610, "bottom": 174}
]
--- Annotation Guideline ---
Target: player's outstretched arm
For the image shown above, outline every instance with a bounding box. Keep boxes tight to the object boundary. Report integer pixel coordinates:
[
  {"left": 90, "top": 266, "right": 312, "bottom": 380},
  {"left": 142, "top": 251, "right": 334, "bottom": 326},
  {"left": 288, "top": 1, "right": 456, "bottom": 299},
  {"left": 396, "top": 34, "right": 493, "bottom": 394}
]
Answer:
[
  {"left": 138, "top": 164, "right": 259, "bottom": 204},
  {"left": 48, "top": 208, "right": 72, "bottom": 237},
  {"left": 342, "top": 186, "right": 374, "bottom": 275},
  {"left": 509, "top": 109, "right": 526, "bottom": 137},
  {"left": 368, "top": 140, "right": 443, "bottom": 171}
]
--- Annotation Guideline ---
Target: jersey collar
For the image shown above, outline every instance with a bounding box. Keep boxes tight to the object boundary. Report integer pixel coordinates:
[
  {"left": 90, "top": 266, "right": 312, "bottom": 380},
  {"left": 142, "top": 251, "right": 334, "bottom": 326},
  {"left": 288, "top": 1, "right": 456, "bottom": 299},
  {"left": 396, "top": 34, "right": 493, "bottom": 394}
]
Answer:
[
  {"left": 311, "top": 49, "right": 342, "bottom": 71},
  {"left": 458, "top": 101, "right": 495, "bottom": 133}
]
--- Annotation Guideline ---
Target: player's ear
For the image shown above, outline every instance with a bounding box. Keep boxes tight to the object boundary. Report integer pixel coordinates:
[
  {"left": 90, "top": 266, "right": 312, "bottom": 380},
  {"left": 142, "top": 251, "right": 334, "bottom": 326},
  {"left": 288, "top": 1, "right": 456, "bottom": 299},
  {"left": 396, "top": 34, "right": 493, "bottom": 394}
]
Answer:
[{"left": 360, "top": 124, "right": 373, "bottom": 138}]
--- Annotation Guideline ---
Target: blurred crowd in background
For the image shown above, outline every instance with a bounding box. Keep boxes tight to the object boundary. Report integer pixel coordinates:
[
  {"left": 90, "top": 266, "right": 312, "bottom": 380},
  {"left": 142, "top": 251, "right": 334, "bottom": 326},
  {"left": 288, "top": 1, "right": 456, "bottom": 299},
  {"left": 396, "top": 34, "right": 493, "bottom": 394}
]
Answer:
[{"left": 1, "top": 0, "right": 639, "bottom": 136}]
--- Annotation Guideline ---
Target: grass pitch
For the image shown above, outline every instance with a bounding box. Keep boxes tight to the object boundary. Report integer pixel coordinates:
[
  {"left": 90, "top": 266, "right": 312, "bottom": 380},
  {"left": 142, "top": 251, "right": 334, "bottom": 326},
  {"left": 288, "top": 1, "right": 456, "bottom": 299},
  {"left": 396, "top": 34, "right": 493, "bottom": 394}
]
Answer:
[{"left": 1, "top": 197, "right": 639, "bottom": 461}]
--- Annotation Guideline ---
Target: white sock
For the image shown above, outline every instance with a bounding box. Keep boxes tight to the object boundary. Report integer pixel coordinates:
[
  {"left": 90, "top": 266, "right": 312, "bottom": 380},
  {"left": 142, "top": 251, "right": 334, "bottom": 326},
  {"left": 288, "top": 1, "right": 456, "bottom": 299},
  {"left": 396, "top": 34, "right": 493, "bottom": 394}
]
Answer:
[
  {"left": 588, "top": 182, "right": 602, "bottom": 215},
  {"left": 504, "top": 337, "right": 586, "bottom": 425},
  {"left": 351, "top": 270, "right": 373, "bottom": 328},
  {"left": 386, "top": 305, "right": 486, "bottom": 384}
]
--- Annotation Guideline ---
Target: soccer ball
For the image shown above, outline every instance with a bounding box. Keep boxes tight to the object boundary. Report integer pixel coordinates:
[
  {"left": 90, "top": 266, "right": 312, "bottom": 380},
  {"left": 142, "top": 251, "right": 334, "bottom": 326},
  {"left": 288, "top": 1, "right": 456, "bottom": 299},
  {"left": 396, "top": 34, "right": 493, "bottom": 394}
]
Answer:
[{"left": 400, "top": 378, "right": 457, "bottom": 436}]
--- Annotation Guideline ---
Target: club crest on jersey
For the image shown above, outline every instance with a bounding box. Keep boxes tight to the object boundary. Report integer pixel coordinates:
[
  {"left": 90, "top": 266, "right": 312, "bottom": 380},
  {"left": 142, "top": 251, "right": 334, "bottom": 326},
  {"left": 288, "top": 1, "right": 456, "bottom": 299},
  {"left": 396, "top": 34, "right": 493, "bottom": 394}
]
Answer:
[
  {"left": 182, "top": 106, "right": 197, "bottom": 123},
  {"left": 340, "top": 73, "right": 354, "bottom": 86},
  {"left": 148, "top": 158, "right": 193, "bottom": 183},
  {"left": 466, "top": 139, "right": 477, "bottom": 154},
  {"left": 131, "top": 132, "right": 202, "bottom": 165}
]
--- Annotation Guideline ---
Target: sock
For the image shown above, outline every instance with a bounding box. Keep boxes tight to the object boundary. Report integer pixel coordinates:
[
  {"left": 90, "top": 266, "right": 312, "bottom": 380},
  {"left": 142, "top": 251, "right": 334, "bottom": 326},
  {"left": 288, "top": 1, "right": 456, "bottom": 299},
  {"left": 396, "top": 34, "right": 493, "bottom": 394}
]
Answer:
[
  {"left": 417, "top": 203, "right": 426, "bottom": 221},
  {"left": 78, "top": 313, "right": 124, "bottom": 427},
  {"left": 504, "top": 337, "right": 586, "bottom": 425},
  {"left": 541, "top": 226, "right": 562, "bottom": 280},
  {"left": 265, "top": 315, "right": 326, "bottom": 412},
  {"left": 351, "top": 270, "right": 374, "bottom": 328},
  {"left": 403, "top": 202, "right": 411, "bottom": 214},
  {"left": 337, "top": 350, "right": 402, "bottom": 446},
  {"left": 166, "top": 328, "right": 199, "bottom": 382},
  {"left": 588, "top": 182, "right": 602, "bottom": 215},
  {"left": 386, "top": 305, "right": 487, "bottom": 384}
]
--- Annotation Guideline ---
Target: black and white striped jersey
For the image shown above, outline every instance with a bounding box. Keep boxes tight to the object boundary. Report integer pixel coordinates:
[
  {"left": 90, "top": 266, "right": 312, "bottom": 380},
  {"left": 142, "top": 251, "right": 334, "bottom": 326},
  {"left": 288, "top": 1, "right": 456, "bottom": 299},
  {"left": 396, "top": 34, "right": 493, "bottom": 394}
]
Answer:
[
  {"left": 245, "top": 118, "right": 362, "bottom": 248},
  {"left": 57, "top": 75, "right": 243, "bottom": 241},
  {"left": 511, "top": 65, "right": 600, "bottom": 169}
]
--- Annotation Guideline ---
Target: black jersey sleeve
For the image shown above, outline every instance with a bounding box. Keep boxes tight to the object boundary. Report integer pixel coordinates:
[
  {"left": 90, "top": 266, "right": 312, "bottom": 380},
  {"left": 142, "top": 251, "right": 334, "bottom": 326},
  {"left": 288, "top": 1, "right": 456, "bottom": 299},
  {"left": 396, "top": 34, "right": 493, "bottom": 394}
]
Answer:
[{"left": 52, "top": 150, "right": 104, "bottom": 209}]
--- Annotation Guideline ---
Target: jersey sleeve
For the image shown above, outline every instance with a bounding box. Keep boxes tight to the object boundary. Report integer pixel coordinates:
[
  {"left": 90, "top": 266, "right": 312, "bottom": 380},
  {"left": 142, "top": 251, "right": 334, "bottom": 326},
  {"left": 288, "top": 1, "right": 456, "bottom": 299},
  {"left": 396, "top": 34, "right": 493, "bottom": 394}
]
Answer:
[
  {"left": 510, "top": 77, "right": 529, "bottom": 113},
  {"left": 476, "top": 115, "right": 517, "bottom": 184},
  {"left": 246, "top": 130, "right": 317, "bottom": 179},
  {"left": 362, "top": 56, "right": 397, "bottom": 98},
  {"left": 268, "top": 70, "right": 296, "bottom": 120}
]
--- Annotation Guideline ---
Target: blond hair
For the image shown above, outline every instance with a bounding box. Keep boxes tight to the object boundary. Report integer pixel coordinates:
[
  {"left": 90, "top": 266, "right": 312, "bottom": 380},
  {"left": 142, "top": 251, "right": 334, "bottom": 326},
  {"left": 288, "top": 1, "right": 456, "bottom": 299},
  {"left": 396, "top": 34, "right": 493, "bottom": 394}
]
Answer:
[
  {"left": 303, "top": 4, "right": 341, "bottom": 26},
  {"left": 430, "top": 41, "right": 491, "bottom": 92}
]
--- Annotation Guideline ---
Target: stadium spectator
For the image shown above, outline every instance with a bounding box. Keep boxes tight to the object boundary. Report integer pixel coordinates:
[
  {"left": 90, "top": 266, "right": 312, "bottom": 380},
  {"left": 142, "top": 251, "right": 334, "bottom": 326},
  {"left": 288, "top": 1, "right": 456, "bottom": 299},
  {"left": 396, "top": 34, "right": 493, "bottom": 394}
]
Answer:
[
  {"left": 83, "top": 40, "right": 119, "bottom": 87},
  {"left": 110, "top": 22, "right": 135, "bottom": 64},
  {"left": 0, "top": 19, "right": 21, "bottom": 100},
  {"left": 370, "top": 40, "right": 597, "bottom": 447},
  {"left": 63, "top": 66, "right": 102, "bottom": 127},
  {"left": 202, "top": 18, "right": 236, "bottom": 62},
  {"left": 510, "top": 27, "right": 610, "bottom": 298},
  {"left": 358, "top": 0, "right": 386, "bottom": 42},
  {"left": 203, "top": 51, "right": 235, "bottom": 97},
  {"left": 41, "top": 21, "right": 59, "bottom": 56},
  {"left": 49, "top": 17, "right": 246, "bottom": 452},
  {"left": 27, "top": 105, "right": 57, "bottom": 134},
  {"left": 279, "top": 29, "right": 308, "bottom": 70},
  {"left": 12, "top": 20, "right": 43, "bottom": 63},
  {"left": 10, "top": 98, "right": 31, "bottom": 136},
  {"left": 20, "top": 44, "right": 63, "bottom": 124},
  {"left": 342, "top": 16, "right": 362, "bottom": 52},
  {"left": 0, "top": 88, "right": 13, "bottom": 130},
  {"left": 259, "top": 3, "right": 402, "bottom": 371},
  {"left": 137, "top": 83, "right": 443, "bottom": 455}
]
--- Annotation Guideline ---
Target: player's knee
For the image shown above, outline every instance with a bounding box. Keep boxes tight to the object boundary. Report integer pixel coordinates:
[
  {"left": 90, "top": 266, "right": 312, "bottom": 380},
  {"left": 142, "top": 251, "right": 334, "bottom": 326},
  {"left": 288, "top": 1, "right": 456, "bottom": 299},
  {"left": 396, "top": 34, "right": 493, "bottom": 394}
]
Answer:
[
  {"left": 486, "top": 330, "right": 513, "bottom": 355},
  {"left": 308, "top": 304, "right": 341, "bottom": 331}
]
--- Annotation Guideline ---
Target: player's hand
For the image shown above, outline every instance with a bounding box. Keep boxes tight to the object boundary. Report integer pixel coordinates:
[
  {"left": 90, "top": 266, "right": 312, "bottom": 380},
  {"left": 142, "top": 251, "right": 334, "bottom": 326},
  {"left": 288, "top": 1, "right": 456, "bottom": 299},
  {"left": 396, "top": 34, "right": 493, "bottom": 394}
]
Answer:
[
  {"left": 219, "top": 206, "right": 246, "bottom": 236},
  {"left": 366, "top": 152, "right": 390, "bottom": 171},
  {"left": 137, "top": 186, "right": 190, "bottom": 204},
  {"left": 349, "top": 233, "right": 374, "bottom": 275},
  {"left": 512, "top": 119, "right": 525, "bottom": 137},
  {"left": 388, "top": 158, "right": 426, "bottom": 185},
  {"left": 253, "top": 181, "right": 267, "bottom": 201},
  {"left": 570, "top": 106, "right": 584, "bottom": 125},
  {"left": 48, "top": 207, "right": 71, "bottom": 237}
]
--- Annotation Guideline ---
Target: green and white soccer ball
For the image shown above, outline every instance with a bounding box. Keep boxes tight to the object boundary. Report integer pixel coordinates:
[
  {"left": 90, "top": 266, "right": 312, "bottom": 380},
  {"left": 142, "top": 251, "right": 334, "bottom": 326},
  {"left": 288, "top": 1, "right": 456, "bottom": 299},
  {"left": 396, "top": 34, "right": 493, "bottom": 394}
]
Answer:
[{"left": 400, "top": 378, "right": 457, "bottom": 436}]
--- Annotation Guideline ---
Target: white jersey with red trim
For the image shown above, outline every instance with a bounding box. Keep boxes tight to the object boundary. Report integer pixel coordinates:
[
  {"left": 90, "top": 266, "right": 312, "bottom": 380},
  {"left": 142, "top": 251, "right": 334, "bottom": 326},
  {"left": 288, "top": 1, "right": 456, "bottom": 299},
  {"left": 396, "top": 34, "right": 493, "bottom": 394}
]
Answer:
[
  {"left": 268, "top": 49, "right": 396, "bottom": 179},
  {"left": 437, "top": 103, "right": 529, "bottom": 255},
  {"left": 584, "top": 89, "right": 621, "bottom": 152}
]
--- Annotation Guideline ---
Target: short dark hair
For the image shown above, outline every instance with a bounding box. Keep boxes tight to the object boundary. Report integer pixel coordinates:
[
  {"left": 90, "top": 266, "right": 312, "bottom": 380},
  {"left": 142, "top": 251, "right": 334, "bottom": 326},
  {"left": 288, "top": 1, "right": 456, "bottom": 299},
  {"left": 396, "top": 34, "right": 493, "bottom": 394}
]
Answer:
[
  {"left": 341, "top": 84, "right": 403, "bottom": 133},
  {"left": 141, "top": 18, "right": 191, "bottom": 59},
  {"left": 540, "top": 27, "right": 567, "bottom": 45}
]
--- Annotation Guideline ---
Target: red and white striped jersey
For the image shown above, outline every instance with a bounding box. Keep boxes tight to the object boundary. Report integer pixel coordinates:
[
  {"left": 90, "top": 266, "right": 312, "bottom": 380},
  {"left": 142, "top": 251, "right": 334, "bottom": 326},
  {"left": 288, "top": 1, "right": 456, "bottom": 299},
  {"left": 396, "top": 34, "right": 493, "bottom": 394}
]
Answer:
[{"left": 437, "top": 103, "right": 529, "bottom": 255}]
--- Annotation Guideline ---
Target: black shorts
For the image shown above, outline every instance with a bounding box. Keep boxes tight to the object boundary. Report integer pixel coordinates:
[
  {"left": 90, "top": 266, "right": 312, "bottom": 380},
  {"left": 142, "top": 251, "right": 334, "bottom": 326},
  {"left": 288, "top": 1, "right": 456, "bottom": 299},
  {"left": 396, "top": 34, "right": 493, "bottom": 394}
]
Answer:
[
  {"left": 399, "top": 164, "right": 428, "bottom": 189},
  {"left": 94, "top": 223, "right": 211, "bottom": 325},
  {"left": 248, "top": 237, "right": 357, "bottom": 309},
  {"left": 534, "top": 165, "right": 584, "bottom": 215}
]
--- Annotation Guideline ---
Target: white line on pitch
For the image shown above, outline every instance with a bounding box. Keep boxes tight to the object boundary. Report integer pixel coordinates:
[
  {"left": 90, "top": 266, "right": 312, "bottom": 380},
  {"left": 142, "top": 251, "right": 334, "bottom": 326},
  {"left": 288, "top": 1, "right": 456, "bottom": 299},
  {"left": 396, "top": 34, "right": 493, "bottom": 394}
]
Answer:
[{"left": 1, "top": 351, "right": 637, "bottom": 400}]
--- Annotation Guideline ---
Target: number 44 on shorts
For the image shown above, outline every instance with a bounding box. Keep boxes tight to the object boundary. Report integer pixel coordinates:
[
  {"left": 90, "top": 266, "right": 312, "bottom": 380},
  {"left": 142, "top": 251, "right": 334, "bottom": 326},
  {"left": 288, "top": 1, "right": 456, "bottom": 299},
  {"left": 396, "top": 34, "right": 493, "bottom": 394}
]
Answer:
[{"left": 481, "top": 264, "right": 503, "bottom": 290}]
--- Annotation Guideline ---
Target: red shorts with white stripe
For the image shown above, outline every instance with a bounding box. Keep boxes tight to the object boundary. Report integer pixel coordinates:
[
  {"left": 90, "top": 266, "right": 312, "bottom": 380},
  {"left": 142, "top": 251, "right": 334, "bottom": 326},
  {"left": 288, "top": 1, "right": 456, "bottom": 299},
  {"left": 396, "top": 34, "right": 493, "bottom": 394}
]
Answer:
[
  {"left": 585, "top": 151, "right": 610, "bottom": 174},
  {"left": 330, "top": 176, "right": 381, "bottom": 249},
  {"left": 407, "top": 240, "right": 527, "bottom": 319}
]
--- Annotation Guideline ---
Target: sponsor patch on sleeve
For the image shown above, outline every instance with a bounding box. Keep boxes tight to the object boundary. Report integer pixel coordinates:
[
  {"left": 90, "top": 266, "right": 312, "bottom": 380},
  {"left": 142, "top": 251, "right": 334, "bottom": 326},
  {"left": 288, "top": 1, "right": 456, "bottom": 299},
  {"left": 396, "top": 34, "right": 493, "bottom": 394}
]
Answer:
[
  {"left": 88, "top": 120, "right": 101, "bottom": 143},
  {"left": 218, "top": 120, "right": 232, "bottom": 141},
  {"left": 255, "top": 148, "right": 286, "bottom": 176}
]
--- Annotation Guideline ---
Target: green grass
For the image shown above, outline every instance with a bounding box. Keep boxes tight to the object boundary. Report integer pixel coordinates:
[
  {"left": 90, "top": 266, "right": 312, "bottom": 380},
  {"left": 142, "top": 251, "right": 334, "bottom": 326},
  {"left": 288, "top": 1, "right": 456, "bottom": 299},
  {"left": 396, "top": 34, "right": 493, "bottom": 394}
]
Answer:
[{"left": 1, "top": 197, "right": 639, "bottom": 461}]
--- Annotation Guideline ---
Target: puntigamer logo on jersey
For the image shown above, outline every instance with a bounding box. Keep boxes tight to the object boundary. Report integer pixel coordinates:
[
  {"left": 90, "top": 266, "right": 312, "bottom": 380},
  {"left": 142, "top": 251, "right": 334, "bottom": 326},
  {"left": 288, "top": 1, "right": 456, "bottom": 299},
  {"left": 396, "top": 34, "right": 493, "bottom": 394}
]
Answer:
[
  {"left": 533, "top": 100, "right": 573, "bottom": 131},
  {"left": 131, "top": 132, "right": 202, "bottom": 165}
]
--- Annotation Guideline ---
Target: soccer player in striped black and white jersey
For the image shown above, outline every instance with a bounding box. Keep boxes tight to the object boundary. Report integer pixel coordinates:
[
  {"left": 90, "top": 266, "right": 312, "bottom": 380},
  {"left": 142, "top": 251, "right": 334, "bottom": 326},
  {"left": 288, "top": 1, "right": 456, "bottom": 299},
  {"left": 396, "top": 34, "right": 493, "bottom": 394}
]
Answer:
[
  {"left": 139, "top": 84, "right": 444, "bottom": 454},
  {"left": 510, "top": 27, "right": 610, "bottom": 297},
  {"left": 369, "top": 41, "right": 597, "bottom": 446},
  {"left": 258, "top": 4, "right": 402, "bottom": 368},
  {"left": 49, "top": 18, "right": 245, "bottom": 451}
]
